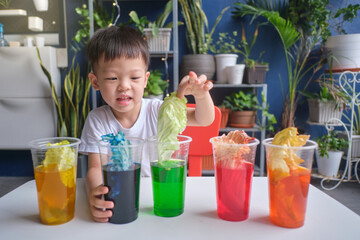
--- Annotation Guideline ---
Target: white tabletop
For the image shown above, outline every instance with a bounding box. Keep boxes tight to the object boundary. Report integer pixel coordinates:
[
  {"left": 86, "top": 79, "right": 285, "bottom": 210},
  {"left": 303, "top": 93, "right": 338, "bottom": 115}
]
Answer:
[{"left": 0, "top": 177, "right": 359, "bottom": 240}]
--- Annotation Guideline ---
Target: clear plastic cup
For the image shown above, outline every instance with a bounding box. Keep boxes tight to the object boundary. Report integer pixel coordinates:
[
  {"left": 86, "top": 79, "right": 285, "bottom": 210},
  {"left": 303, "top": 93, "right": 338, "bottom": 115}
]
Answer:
[
  {"left": 29, "top": 137, "right": 81, "bottom": 225},
  {"left": 210, "top": 137, "right": 259, "bottom": 221},
  {"left": 263, "top": 138, "right": 317, "bottom": 228},
  {"left": 97, "top": 137, "right": 145, "bottom": 224},
  {"left": 148, "top": 135, "right": 192, "bottom": 217}
]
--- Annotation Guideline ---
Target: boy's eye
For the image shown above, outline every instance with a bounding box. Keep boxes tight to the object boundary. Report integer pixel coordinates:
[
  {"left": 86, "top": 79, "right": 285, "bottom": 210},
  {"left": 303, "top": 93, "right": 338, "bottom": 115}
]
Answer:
[
  {"left": 105, "top": 77, "right": 117, "bottom": 80},
  {"left": 131, "top": 76, "right": 141, "bottom": 80}
]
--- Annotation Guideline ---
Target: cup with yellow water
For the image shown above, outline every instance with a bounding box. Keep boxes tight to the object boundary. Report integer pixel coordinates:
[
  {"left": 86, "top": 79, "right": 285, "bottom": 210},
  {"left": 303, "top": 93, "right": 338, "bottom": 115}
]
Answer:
[{"left": 29, "top": 137, "right": 81, "bottom": 225}]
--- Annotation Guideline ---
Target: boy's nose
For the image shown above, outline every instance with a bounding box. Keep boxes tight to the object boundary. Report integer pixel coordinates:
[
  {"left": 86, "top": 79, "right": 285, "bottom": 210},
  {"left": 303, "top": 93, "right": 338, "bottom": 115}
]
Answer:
[{"left": 116, "top": 80, "right": 131, "bottom": 91}]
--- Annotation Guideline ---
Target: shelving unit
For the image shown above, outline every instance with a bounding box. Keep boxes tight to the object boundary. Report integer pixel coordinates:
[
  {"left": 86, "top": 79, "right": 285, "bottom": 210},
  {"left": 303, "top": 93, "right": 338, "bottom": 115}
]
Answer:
[
  {"left": 212, "top": 83, "right": 268, "bottom": 176},
  {"left": 311, "top": 71, "right": 360, "bottom": 190}
]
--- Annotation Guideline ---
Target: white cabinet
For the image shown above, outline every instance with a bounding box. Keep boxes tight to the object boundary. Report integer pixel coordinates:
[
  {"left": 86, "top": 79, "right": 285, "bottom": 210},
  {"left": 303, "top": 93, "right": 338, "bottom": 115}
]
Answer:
[{"left": 0, "top": 47, "right": 60, "bottom": 149}]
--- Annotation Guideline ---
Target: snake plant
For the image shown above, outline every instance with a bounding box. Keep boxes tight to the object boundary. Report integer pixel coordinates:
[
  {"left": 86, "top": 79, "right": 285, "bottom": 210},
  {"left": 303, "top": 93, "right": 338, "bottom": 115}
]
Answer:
[
  {"left": 179, "top": 0, "right": 229, "bottom": 54},
  {"left": 36, "top": 48, "right": 91, "bottom": 138}
]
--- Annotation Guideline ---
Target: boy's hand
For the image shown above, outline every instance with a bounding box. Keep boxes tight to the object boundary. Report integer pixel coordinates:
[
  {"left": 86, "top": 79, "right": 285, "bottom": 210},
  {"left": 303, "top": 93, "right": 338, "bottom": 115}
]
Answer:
[
  {"left": 177, "top": 71, "right": 213, "bottom": 99},
  {"left": 88, "top": 185, "right": 114, "bottom": 223}
]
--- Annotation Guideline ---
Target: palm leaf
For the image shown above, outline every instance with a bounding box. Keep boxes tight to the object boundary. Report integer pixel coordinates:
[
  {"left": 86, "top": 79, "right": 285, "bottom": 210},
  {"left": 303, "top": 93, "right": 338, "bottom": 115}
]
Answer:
[{"left": 233, "top": 3, "right": 300, "bottom": 51}]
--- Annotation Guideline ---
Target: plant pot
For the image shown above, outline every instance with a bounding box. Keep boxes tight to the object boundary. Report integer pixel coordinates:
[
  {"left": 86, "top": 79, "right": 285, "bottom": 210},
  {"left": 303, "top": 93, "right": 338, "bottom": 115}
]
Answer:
[
  {"left": 214, "top": 54, "right": 238, "bottom": 83},
  {"left": 338, "top": 132, "right": 360, "bottom": 158},
  {"left": 33, "top": 0, "right": 48, "bottom": 11},
  {"left": 143, "top": 28, "right": 171, "bottom": 52},
  {"left": 307, "top": 99, "right": 343, "bottom": 124},
  {"left": 316, "top": 150, "right": 343, "bottom": 177},
  {"left": 325, "top": 34, "right": 360, "bottom": 69},
  {"left": 180, "top": 54, "right": 215, "bottom": 80},
  {"left": 219, "top": 108, "right": 230, "bottom": 128},
  {"left": 243, "top": 65, "right": 268, "bottom": 84},
  {"left": 226, "top": 64, "right": 245, "bottom": 85},
  {"left": 229, "top": 110, "right": 256, "bottom": 128}
]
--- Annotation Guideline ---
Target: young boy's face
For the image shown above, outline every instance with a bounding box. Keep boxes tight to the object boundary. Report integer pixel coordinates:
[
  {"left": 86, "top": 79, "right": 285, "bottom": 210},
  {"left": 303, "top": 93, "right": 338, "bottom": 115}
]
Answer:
[{"left": 89, "top": 55, "right": 149, "bottom": 121}]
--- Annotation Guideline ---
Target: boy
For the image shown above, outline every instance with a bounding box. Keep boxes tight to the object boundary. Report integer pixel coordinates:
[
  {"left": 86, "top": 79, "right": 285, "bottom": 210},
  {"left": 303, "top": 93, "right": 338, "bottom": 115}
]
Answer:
[{"left": 79, "top": 25, "right": 214, "bottom": 222}]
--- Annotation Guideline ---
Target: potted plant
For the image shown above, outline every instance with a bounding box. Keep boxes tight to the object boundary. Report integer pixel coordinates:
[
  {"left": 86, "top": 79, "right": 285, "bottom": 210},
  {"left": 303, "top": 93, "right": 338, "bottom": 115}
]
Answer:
[
  {"left": 237, "top": 24, "right": 268, "bottom": 84},
  {"left": 144, "top": 69, "right": 169, "bottom": 99},
  {"left": 316, "top": 131, "right": 348, "bottom": 178},
  {"left": 325, "top": 3, "right": 360, "bottom": 69},
  {"left": 233, "top": 1, "right": 329, "bottom": 129},
  {"left": 221, "top": 90, "right": 258, "bottom": 128},
  {"left": 129, "top": 0, "right": 177, "bottom": 52},
  {"left": 73, "top": 1, "right": 114, "bottom": 49},
  {"left": 36, "top": 49, "right": 91, "bottom": 138},
  {"left": 221, "top": 90, "right": 276, "bottom": 131},
  {"left": 179, "top": 0, "right": 229, "bottom": 79},
  {"left": 0, "top": 0, "right": 11, "bottom": 8},
  {"left": 210, "top": 31, "right": 240, "bottom": 84},
  {"left": 300, "top": 69, "right": 348, "bottom": 124},
  {"left": 36, "top": 49, "right": 92, "bottom": 178}
]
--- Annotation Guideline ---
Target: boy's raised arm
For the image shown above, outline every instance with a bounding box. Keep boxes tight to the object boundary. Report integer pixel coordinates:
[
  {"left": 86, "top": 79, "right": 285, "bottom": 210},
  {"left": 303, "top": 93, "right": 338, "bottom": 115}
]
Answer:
[{"left": 177, "top": 71, "right": 215, "bottom": 126}]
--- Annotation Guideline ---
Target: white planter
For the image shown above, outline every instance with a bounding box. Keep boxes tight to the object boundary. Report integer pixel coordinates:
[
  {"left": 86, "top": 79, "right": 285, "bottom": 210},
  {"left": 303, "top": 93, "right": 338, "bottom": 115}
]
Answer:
[
  {"left": 307, "top": 99, "right": 343, "bottom": 124},
  {"left": 316, "top": 150, "right": 343, "bottom": 177},
  {"left": 338, "top": 132, "right": 360, "bottom": 158},
  {"left": 33, "top": 0, "right": 48, "bottom": 11},
  {"left": 226, "top": 64, "right": 245, "bottom": 85},
  {"left": 143, "top": 28, "right": 171, "bottom": 52},
  {"left": 325, "top": 34, "right": 360, "bottom": 69},
  {"left": 215, "top": 54, "right": 238, "bottom": 83}
]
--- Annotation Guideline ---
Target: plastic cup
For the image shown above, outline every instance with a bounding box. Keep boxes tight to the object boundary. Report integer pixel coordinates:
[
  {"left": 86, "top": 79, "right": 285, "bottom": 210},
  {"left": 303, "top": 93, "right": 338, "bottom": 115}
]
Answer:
[
  {"left": 148, "top": 135, "right": 192, "bottom": 217},
  {"left": 210, "top": 137, "right": 259, "bottom": 221},
  {"left": 29, "top": 137, "right": 81, "bottom": 225},
  {"left": 263, "top": 138, "right": 317, "bottom": 228},
  {"left": 97, "top": 137, "right": 145, "bottom": 224}
]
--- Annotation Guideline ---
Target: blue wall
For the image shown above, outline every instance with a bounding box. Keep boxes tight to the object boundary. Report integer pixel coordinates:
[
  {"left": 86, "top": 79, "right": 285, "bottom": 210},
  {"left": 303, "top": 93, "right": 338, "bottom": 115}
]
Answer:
[{"left": 1, "top": 0, "right": 359, "bottom": 176}]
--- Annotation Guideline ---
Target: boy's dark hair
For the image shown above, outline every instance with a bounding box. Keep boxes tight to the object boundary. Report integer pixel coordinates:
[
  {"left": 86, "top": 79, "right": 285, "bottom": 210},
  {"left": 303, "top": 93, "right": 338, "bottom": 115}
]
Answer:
[{"left": 86, "top": 25, "right": 150, "bottom": 72}]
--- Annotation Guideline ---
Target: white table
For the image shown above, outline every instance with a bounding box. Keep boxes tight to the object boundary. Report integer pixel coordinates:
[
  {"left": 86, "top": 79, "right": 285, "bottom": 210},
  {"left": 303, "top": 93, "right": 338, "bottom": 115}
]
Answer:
[{"left": 0, "top": 177, "right": 359, "bottom": 240}]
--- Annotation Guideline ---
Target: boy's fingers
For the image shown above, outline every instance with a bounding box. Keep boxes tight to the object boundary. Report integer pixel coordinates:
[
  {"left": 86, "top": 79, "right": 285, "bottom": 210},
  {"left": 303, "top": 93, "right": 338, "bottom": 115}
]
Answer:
[
  {"left": 204, "top": 80, "right": 213, "bottom": 90},
  {"left": 91, "top": 208, "right": 112, "bottom": 223},
  {"left": 189, "top": 71, "right": 197, "bottom": 78},
  {"left": 91, "top": 197, "right": 114, "bottom": 209},
  {"left": 197, "top": 74, "right": 207, "bottom": 84},
  {"left": 93, "top": 185, "right": 109, "bottom": 196},
  {"left": 91, "top": 206, "right": 113, "bottom": 218},
  {"left": 93, "top": 217, "right": 109, "bottom": 223}
]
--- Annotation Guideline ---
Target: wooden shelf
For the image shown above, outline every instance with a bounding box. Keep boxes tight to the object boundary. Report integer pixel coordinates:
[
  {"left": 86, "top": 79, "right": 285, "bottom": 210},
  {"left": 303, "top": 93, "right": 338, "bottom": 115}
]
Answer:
[
  {"left": 220, "top": 125, "right": 261, "bottom": 132},
  {"left": 149, "top": 51, "right": 174, "bottom": 58},
  {"left": 213, "top": 83, "right": 266, "bottom": 88},
  {"left": 0, "top": 9, "right": 27, "bottom": 17}
]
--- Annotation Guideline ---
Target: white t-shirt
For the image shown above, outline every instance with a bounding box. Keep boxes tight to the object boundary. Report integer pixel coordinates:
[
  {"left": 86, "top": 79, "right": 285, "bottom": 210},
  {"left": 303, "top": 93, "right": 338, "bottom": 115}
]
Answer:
[{"left": 79, "top": 98, "right": 163, "bottom": 177}]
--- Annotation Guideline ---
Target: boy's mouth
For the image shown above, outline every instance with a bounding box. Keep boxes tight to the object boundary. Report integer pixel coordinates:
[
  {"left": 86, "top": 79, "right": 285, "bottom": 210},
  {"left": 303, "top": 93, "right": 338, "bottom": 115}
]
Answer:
[{"left": 116, "top": 96, "right": 132, "bottom": 106}]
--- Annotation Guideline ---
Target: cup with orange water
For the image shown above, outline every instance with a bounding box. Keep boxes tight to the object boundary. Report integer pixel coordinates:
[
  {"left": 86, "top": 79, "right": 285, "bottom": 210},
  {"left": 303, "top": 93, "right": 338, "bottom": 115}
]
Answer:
[
  {"left": 263, "top": 135, "right": 317, "bottom": 228},
  {"left": 29, "top": 137, "right": 81, "bottom": 225}
]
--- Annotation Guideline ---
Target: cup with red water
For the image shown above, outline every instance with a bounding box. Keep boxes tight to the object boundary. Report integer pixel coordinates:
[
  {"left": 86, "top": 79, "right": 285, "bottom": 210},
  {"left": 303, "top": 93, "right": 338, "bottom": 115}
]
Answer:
[{"left": 210, "top": 136, "right": 259, "bottom": 221}]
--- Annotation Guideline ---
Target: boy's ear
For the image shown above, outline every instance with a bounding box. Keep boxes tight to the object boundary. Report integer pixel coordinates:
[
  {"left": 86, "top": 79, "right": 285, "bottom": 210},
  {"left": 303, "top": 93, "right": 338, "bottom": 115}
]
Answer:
[
  {"left": 89, "top": 72, "right": 100, "bottom": 90},
  {"left": 144, "top": 71, "right": 150, "bottom": 88}
]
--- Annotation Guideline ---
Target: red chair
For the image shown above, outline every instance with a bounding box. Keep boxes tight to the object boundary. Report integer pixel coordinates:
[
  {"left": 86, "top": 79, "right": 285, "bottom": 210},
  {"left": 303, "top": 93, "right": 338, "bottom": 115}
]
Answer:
[{"left": 182, "top": 104, "right": 221, "bottom": 176}]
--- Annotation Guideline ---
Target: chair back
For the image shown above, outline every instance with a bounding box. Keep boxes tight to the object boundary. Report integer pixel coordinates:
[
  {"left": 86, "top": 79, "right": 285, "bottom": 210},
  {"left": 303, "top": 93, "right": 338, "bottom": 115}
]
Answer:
[{"left": 182, "top": 104, "right": 221, "bottom": 176}]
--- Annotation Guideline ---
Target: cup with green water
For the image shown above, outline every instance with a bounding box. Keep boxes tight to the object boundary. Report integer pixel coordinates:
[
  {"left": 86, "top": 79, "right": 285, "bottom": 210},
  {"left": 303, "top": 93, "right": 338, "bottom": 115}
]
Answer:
[{"left": 148, "top": 135, "right": 192, "bottom": 217}]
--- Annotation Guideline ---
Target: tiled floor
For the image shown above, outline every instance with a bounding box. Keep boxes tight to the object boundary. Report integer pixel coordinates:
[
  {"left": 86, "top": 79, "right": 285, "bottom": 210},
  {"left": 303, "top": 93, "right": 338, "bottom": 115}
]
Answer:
[{"left": 0, "top": 176, "right": 359, "bottom": 215}]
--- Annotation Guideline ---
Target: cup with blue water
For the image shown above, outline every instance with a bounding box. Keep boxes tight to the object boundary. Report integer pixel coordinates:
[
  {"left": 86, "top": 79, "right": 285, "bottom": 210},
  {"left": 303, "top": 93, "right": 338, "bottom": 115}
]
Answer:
[{"left": 97, "top": 133, "right": 145, "bottom": 224}]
